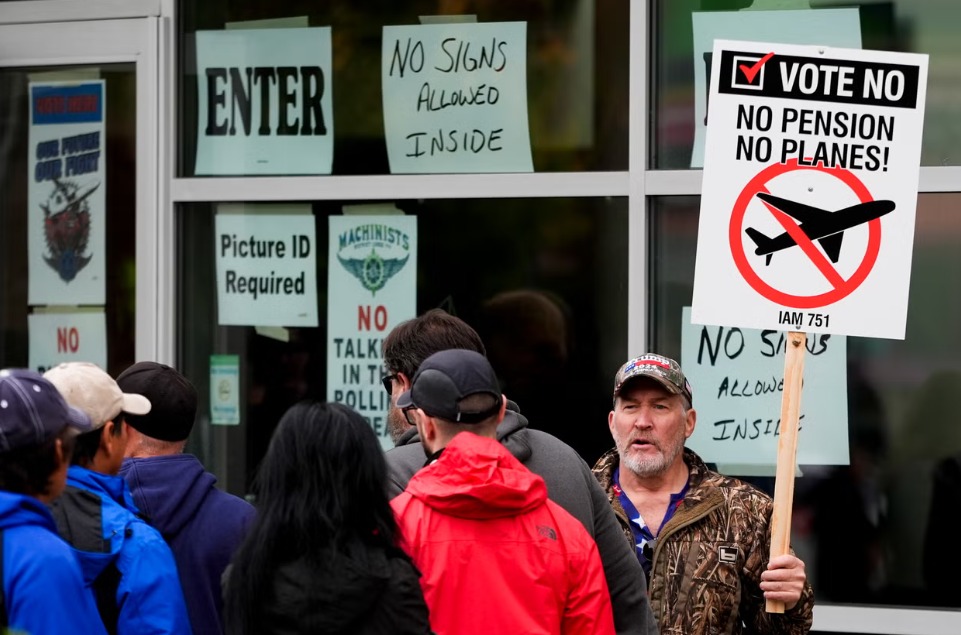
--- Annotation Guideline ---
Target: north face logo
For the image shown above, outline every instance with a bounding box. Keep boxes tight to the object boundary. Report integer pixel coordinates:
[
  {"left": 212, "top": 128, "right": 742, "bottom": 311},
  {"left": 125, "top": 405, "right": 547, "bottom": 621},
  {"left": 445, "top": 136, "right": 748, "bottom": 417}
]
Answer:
[{"left": 537, "top": 525, "right": 557, "bottom": 541}]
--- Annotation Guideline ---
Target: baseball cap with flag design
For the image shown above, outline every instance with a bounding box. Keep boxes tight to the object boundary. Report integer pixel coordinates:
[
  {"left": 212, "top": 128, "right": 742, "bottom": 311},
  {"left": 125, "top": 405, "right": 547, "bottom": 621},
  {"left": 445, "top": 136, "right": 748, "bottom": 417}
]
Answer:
[{"left": 613, "top": 353, "right": 693, "bottom": 406}]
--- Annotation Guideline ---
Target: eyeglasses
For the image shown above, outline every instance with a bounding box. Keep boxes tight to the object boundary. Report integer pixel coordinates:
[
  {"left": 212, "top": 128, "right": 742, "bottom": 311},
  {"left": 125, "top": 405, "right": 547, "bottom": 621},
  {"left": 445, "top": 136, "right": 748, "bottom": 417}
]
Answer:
[
  {"left": 402, "top": 404, "right": 418, "bottom": 426},
  {"left": 382, "top": 373, "right": 399, "bottom": 396}
]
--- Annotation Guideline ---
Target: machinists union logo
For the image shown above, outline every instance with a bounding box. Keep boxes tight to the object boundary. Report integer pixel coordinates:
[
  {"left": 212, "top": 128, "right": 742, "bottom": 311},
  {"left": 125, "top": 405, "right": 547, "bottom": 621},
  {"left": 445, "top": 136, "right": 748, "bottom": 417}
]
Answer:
[
  {"left": 42, "top": 178, "right": 98, "bottom": 282},
  {"left": 337, "top": 223, "right": 411, "bottom": 296}
]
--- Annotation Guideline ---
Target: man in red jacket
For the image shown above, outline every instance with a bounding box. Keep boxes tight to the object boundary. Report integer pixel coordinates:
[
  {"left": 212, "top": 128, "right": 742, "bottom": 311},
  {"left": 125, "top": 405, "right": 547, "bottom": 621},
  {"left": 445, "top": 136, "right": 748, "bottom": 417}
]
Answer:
[{"left": 391, "top": 349, "right": 615, "bottom": 635}]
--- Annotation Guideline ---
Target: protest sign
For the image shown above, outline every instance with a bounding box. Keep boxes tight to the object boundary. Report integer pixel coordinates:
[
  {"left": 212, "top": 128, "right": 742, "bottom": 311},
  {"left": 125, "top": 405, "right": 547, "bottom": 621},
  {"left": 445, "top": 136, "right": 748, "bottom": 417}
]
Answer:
[
  {"left": 195, "top": 27, "right": 334, "bottom": 175},
  {"left": 28, "top": 80, "right": 106, "bottom": 306},
  {"left": 690, "top": 41, "right": 928, "bottom": 611},
  {"left": 692, "top": 40, "right": 928, "bottom": 340},
  {"left": 382, "top": 21, "right": 533, "bottom": 173},
  {"left": 327, "top": 215, "right": 417, "bottom": 449},
  {"left": 214, "top": 204, "right": 318, "bottom": 327}
]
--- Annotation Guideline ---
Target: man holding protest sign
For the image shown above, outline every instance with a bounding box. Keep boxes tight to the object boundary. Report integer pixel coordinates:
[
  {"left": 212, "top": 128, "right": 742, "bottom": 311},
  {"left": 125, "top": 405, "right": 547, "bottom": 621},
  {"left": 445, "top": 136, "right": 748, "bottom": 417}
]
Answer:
[{"left": 593, "top": 353, "right": 814, "bottom": 635}]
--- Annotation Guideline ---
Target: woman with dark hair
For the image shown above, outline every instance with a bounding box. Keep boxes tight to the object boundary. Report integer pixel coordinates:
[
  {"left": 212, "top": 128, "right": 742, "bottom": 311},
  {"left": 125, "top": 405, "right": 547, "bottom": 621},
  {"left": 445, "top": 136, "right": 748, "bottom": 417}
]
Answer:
[{"left": 224, "top": 401, "right": 432, "bottom": 635}]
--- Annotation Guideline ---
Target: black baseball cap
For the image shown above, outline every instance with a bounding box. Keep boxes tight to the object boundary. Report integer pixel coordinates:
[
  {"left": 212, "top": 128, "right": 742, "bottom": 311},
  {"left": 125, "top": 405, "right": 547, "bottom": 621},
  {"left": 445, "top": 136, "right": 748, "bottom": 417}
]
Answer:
[
  {"left": 116, "top": 362, "right": 198, "bottom": 442},
  {"left": 396, "top": 349, "right": 502, "bottom": 424}
]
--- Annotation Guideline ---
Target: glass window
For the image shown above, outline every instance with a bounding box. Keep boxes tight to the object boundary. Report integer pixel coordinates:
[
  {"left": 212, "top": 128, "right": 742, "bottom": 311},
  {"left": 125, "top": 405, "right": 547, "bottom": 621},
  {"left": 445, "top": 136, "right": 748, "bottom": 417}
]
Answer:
[
  {"left": 178, "top": 0, "right": 629, "bottom": 177},
  {"left": 0, "top": 64, "right": 137, "bottom": 375},
  {"left": 179, "top": 197, "right": 628, "bottom": 494},
  {"left": 653, "top": 0, "right": 961, "bottom": 168},
  {"left": 649, "top": 192, "right": 961, "bottom": 608}
]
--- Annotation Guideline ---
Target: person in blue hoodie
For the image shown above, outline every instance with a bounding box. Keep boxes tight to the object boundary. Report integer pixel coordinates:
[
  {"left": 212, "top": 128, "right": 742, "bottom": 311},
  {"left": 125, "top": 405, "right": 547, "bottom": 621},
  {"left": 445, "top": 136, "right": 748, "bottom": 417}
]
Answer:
[
  {"left": 0, "top": 368, "right": 107, "bottom": 635},
  {"left": 116, "top": 361, "right": 255, "bottom": 635},
  {"left": 43, "top": 362, "right": 192, "bottom": 635}
]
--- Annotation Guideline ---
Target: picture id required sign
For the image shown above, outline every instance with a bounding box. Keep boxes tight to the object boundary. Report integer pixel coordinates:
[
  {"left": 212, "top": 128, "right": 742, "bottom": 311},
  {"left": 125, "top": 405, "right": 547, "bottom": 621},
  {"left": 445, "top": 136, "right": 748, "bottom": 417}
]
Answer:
[
  {"left": 691, "top": 40, "right": 928, "bottom": 340},
  {"left": 215, "top": 205, "right": 318, "bottom": 327}
]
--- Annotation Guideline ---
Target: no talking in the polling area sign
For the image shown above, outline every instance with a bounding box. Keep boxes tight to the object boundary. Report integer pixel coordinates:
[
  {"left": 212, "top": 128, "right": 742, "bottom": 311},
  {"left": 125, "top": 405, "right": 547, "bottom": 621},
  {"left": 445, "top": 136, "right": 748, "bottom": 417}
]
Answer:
[{"left": 691, "top": 39, "right": 928, "bottom": 340}]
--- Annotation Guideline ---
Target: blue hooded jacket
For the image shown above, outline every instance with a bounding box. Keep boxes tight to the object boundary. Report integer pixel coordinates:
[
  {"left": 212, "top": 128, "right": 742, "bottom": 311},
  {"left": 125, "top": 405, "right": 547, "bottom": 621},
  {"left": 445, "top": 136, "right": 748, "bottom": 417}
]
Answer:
[
  {"left": 49, "top": 466, "right": 192, "bottom": 635},
  {"left": 120, "top": 455, "right": 254, "bottom": 635},
  {"left": 0, "top": 491, "right": 107, "bottom": 635}
]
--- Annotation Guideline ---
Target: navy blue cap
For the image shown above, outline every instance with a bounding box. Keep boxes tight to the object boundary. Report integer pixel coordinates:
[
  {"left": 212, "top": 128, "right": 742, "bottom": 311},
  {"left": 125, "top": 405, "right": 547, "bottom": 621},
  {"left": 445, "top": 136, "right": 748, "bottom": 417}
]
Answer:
[
  {"left": 396, "top": 349, "right": 502, "bottom": 424},
  {"left": 0, "top": 368, "right": 93, "bottom": 452}
]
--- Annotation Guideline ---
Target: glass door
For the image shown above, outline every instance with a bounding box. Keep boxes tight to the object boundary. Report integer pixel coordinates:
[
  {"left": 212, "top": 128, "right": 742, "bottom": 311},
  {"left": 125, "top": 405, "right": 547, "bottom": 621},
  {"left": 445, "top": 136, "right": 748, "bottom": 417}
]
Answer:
[{"left": 0, "top": 15, "right": 162, "bottom": 374}]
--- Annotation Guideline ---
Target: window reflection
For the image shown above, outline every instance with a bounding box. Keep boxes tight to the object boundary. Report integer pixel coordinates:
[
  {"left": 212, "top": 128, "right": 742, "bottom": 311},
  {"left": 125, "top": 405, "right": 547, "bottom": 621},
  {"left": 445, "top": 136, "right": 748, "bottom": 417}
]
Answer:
[
  {"left": 179, "top": 0, "right": 628, "bottom": 176},
  {"left": 653, "top": 0, "right": 961, "bottom": 168},
  {"left": 180, "top": 196, "right": 627, "bottom": 493}
]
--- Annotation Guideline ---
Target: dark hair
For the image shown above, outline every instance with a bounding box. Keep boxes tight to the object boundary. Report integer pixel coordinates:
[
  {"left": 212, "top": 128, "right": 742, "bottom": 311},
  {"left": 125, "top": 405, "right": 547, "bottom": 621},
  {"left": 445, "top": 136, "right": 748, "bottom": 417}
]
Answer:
[
  {"left": 0, "top": 426, "right": 75, "bottom": 497},
  {"left": 70, "top": 413, "right": 124, "bottom": 467},
  {"left": 224, "top": 401, "right": 398, "bottom": 634},
  {"left": 383, "top": 308, "right": 486, "bottom": 378}
]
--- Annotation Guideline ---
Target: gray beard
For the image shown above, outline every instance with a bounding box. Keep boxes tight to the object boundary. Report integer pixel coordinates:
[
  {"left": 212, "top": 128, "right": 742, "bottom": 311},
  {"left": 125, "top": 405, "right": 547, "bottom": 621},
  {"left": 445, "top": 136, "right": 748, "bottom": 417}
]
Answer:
[
  {"left": 387, "top": 406, "right": 411, "bottom": 444},
  {"left": 617, "top": 438, "right": 684, "bottom": 479},
  {"left": 620, "top": 451, "right": 670, "bottom": 478}
]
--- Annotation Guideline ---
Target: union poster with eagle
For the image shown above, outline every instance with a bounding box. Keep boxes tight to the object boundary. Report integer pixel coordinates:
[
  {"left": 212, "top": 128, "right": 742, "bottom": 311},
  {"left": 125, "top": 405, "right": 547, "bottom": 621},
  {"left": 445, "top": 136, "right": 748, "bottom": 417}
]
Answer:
[
  {"left": 28, "top": 80, "right": 106, "bottom": 306},
  {"left": 327, "top": 211, "right": 416, "bottom": 450}
]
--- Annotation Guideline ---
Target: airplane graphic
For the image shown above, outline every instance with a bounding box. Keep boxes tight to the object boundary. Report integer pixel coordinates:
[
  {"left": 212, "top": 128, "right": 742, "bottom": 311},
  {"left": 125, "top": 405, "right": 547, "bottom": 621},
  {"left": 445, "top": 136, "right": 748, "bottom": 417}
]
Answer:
[{"left": 744, "top": 192, "right": 896, "bottom": 266}]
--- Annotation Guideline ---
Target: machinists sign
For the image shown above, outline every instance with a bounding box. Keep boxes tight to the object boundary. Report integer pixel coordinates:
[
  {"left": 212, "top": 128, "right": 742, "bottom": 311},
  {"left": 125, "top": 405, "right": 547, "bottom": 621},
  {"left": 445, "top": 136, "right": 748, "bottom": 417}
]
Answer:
[{"left": 327, "top": 213, "right": 416, "bottom": 449}]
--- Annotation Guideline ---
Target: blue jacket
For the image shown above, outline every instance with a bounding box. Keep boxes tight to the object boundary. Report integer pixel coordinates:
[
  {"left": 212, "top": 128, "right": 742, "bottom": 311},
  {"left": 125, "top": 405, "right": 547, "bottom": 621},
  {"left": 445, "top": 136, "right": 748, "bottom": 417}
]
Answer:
[
  {"left": 49, "top": 466, "right": 193, "bottom": 635},
  {"left": 120, "top": 455, "right": 255, "bottom": 635},
  {"left": 0, "top": 491, "right": 107, "bottom": 635}
]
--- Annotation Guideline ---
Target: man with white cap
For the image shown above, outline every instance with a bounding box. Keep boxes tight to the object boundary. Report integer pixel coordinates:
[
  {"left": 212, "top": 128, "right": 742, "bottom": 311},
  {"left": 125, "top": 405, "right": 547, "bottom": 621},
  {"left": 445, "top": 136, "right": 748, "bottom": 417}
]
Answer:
[
  {"left": 44, "top": 362, "right": 192, "bottom": 635},
  {"left": 0, "top": 368, "right": 107, "bottom": 634}
]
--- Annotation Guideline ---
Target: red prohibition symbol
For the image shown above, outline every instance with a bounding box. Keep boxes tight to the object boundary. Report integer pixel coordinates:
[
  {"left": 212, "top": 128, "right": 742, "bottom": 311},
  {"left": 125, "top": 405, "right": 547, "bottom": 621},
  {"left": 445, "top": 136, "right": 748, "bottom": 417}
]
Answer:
[{"left": 729, "top": 158, "right": 882, "bottom": 310}]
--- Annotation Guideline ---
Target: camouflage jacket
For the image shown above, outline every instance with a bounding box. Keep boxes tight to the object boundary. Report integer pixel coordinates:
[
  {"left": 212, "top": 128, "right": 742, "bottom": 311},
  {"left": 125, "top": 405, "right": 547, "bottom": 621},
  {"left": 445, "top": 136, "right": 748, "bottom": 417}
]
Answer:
[{"left": 592, "top": 448, "right": 814, "bottom": 635}]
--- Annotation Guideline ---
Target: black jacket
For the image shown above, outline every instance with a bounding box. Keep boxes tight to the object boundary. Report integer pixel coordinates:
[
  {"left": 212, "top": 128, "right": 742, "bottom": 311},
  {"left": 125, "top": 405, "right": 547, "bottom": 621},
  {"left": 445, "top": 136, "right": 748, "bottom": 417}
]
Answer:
[{"left": 234, "top": 543, "right": 432, "bottom": 635}]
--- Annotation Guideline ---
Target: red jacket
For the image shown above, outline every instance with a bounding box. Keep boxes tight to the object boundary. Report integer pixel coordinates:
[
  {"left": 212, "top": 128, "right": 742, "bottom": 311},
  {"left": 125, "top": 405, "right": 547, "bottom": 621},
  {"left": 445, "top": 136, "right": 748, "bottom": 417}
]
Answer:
[{"left": 392, "top": 432, "right": 615, "bottom": 635}]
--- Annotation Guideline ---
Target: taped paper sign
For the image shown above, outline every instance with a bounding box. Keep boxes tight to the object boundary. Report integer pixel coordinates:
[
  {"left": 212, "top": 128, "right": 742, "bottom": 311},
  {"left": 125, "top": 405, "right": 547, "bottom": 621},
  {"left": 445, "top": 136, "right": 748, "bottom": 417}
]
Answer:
[
  {"left": 195, "top": 27, "right": 334, "bottom": 175},
  {"left": 690, "top": 9, "right": 862, "bottom": 167},
  {"left": 327, "top": 215, "right": 417, "bottom": 449},
  {"left": 680, "top": 307, "right": 849, "bottom": 465},
  {"left": 210, "top": 354, "right": 241, "bottom": 425},
  {"left": 215, "top": 204, "right": 318, "bottom": 327},
  {"left": 382, "top": 21, "right": 533, "bottom": 173},
  {"left": 28, "top": 81, "right": 106, "bottom": 306},
  {"left": 29, "top": 310, "right": 107, "bottom": 372}
]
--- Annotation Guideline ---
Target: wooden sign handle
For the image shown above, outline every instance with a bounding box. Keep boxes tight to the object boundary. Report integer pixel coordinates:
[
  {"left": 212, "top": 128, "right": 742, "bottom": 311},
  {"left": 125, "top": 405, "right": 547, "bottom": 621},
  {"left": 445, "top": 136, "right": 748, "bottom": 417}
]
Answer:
[{"left": 766, "top": 331, "right": 806, "bottom": 614}]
